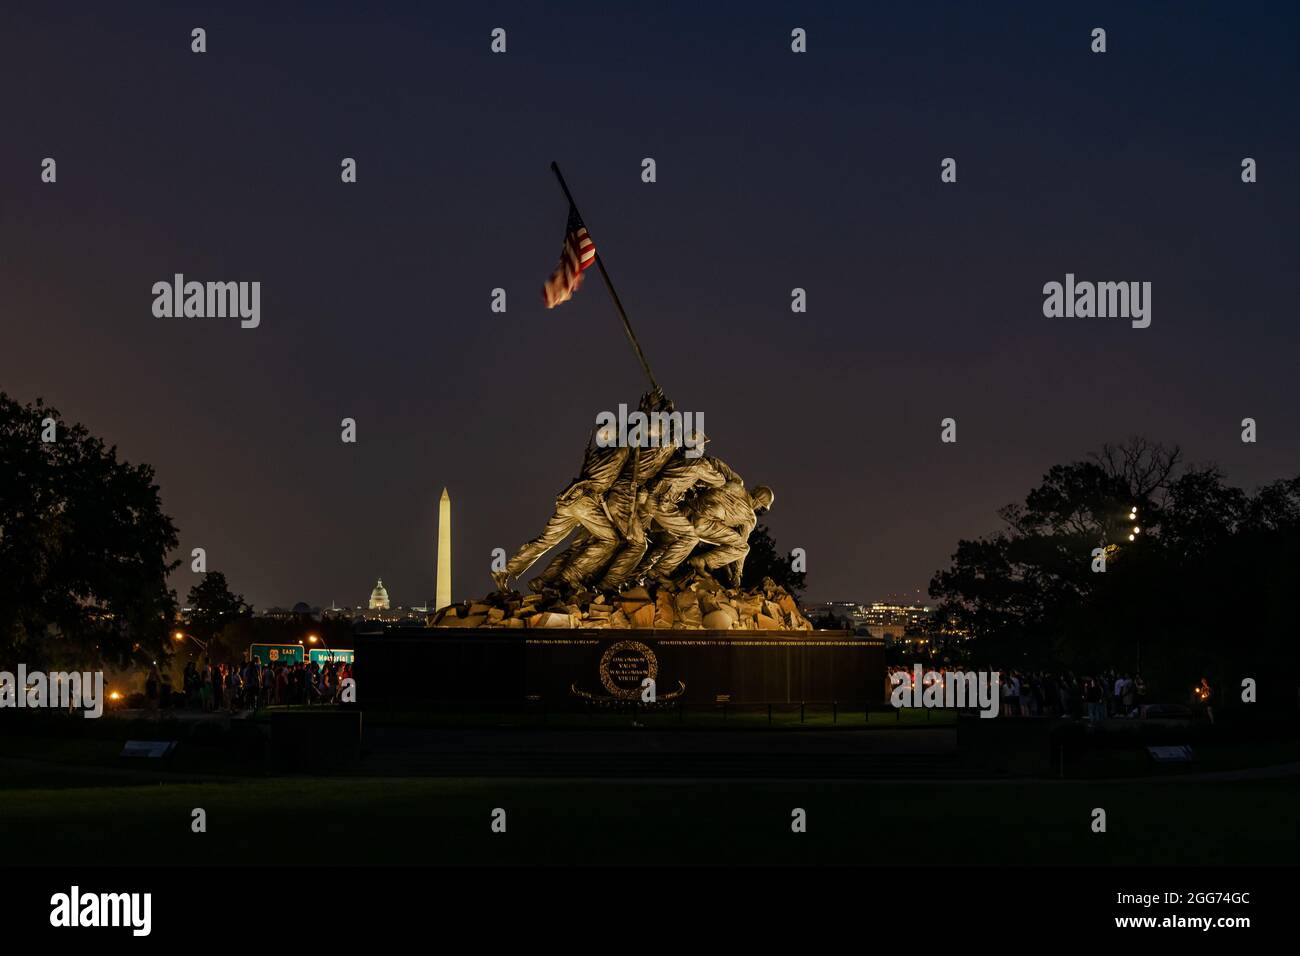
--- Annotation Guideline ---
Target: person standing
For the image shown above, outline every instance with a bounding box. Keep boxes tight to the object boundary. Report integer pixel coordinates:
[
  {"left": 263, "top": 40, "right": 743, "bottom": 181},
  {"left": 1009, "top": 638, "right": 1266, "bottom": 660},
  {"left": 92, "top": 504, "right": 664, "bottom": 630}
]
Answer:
[
  {"left": 145, "top": 664, "right": 161, "bottom": 713},
  {"left": 242, "top": 660, "right": 259, "bottom": 712},
  {"left": 1196, "top": 678, "right": 1215, "bottom": 725},
  {"left": 1041, "top": 673, "right": 1058, "bottom": 718},
  {"left": 183, "top": 661, "right": 197, "bottom": 709},
  {"left": 1085, "top": 678, "right": 1105, "bottom": 722},
  {"left": 229, "top": 664, "right": 242, "bottom": 712}
]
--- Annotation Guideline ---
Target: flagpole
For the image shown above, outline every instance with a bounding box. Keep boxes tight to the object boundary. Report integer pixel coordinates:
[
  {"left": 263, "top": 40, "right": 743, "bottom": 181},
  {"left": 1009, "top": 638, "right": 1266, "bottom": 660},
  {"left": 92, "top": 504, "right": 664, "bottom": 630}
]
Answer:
[{"left": 549, "top": 161, "right": 661, "bottom": 395}]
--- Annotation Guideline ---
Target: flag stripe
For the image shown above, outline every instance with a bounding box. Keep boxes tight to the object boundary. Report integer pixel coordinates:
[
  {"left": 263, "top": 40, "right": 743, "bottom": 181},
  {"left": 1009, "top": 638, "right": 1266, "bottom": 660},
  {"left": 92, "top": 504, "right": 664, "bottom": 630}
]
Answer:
[{"left": 542, "top": 206, "right": 596, "bottom": 309}]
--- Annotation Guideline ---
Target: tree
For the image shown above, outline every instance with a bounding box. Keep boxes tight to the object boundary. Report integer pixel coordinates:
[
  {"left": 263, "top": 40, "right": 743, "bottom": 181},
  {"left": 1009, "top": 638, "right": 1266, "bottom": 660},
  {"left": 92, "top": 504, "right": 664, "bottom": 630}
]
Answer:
[
  {"left": 929, "top": 436, "right": 1300, "bottom": 700},
  {"left": 0, "top": 393, "right": 179, "bottom": 668},
  {"left": 185, "top": 571, "right": 252, "bottom": 641},
  {"left": 741, "top": 524, "right": 806, "bottom": 599}
]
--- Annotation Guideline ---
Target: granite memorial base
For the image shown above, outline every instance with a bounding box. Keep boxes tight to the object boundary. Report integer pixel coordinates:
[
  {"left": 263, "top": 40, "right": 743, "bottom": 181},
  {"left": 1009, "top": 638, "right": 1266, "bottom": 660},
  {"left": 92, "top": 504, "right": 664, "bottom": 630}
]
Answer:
[{"left": 354, "top": 628, "right": 885, "bottom": 711}]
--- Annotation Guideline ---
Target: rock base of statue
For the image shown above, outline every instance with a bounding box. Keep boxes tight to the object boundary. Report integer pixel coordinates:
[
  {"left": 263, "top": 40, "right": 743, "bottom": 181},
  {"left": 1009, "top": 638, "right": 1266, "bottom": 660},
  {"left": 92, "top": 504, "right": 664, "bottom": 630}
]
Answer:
[{"left": 427, "top": 570, "right": 813, "bottom": 632}]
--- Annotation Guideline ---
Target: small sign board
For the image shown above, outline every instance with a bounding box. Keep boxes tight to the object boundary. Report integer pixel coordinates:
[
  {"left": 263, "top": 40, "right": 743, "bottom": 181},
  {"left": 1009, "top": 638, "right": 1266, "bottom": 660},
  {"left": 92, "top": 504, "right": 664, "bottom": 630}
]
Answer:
[
  {"left": 1147, "top": 744, "right": 1195, "bottom": 763},
  {"left": 121, "top": 740, "right": 176, "bottom": 759},
  {"left": 249, "top": 643, "right": 305, "bottom": 666},
  {"left": 308, "top": 648, "right": 354, "bottom": 666}
]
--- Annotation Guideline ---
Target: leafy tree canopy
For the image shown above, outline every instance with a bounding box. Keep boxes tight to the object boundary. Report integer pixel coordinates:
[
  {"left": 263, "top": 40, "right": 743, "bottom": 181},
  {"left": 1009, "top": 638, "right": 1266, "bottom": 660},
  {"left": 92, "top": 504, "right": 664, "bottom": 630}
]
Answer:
[
  {"left": 184, "top": 571, "right": 252, "bottom": 641},
  {"left": 742, "top": 524, "right": 806, "bottom": 599},
  {"left": 930, "top": 437, "right": 1300, "bottom": 694},
  {"left": 0, "top": 392, "right": 179, "bottom": 668}
]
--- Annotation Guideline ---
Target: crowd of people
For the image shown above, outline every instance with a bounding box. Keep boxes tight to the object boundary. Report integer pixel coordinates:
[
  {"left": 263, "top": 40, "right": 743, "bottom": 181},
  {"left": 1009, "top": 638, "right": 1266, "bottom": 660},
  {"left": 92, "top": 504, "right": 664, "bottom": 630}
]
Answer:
[
  {"left": 165, "top": 659, "right": 354, "bottom": 712},
  {"left": 886, "top": 666, "right": 1211, "bottom": 720},
  {"left": 994, "top": 670, "right": 1148, "bottom": 720}
]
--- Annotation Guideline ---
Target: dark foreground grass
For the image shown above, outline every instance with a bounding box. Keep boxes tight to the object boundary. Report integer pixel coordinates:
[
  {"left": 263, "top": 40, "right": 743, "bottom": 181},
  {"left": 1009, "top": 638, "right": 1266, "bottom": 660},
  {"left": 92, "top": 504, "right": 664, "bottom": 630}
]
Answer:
[
  {"left": 2, "top": 776, "right": 1294, "bottom": 866},
  {"left": 259, "top": 705, "right": 957, "bottom": 730}
]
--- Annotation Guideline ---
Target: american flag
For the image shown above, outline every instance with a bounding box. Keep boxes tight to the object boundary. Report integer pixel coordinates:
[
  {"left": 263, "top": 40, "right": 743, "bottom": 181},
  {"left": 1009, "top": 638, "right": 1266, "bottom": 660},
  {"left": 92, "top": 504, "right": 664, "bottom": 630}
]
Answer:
[{"left": 542, "top": 204, "right": 596, "bottom": 309}]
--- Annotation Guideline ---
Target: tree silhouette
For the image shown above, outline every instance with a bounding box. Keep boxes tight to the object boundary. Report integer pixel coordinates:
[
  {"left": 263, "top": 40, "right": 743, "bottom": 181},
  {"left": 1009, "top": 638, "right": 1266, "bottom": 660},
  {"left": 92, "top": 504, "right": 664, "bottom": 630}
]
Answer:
[
  {"left": 0, "top": 392, "right": 179, "bottom": 667},
  {"left": 185, "top": 571, "right": 252, "bottom": 641},
  {"left": 930, "top": 436, "right": 1300, "bottom": 700},
  {"left": 741, "top": 524, "right": 806, "bottom": 599}
]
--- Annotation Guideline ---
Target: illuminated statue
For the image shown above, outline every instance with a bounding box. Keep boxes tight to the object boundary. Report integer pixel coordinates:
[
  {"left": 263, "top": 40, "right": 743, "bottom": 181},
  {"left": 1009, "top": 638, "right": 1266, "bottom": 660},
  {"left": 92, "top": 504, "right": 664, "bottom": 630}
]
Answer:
[
  {"left": 446, "top": 165, "right": 810, "bottom": 629},
  {"left": 491, "top": 393, "right": 773, "bottom": 596}
]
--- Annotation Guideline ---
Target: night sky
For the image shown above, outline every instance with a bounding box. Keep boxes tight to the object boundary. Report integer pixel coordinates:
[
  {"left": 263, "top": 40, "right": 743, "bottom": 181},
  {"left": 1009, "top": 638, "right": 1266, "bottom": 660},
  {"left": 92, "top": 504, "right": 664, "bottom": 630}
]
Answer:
[{"left": 4, "top": 2, "right": 1297, "bottom": 611}]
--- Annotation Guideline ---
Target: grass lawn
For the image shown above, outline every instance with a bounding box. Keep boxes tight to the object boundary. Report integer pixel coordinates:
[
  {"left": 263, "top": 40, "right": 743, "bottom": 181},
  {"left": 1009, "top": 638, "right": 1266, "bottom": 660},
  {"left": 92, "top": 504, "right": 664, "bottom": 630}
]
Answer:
[
  {"left": 3, "top": 775, "right": 1295, "bottom": 866},
  {"left": 1067, "top": 737, "right": 1300, "bottom": 778},
  {"left": 280, "top": 705, "right": 958, "bottom": 731}
]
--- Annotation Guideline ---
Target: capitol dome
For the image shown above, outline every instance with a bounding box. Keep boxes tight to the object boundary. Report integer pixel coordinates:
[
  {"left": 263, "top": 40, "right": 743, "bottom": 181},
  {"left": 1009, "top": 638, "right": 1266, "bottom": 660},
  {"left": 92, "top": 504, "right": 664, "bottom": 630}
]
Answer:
[{"left": 368, "top": 578, "right": 391, "bottom": 610}]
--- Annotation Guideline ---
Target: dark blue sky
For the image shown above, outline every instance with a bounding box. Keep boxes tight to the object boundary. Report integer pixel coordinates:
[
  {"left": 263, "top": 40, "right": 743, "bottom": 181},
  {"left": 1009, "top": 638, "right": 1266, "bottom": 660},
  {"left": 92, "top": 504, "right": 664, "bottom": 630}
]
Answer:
[{"left": 3, "top": 1, "right": 1297, "bottom": 609}]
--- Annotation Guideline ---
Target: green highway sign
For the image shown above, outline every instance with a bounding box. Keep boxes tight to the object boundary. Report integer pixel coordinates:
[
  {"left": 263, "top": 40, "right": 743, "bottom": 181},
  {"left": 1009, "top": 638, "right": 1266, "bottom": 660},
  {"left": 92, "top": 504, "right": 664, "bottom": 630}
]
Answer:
[
  {"left": 248, "top": 643, "right": 305, "bottom": 666},
  {"left": 309, "top": 648, "right": 355, "bottom": 665}
]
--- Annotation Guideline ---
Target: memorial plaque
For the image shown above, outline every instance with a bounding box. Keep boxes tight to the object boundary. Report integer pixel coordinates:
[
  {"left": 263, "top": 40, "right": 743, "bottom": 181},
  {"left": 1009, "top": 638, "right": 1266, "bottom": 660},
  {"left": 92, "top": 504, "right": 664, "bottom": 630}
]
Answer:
[{"left": 600, "top": 640, "right": 657, "bottom": 698}]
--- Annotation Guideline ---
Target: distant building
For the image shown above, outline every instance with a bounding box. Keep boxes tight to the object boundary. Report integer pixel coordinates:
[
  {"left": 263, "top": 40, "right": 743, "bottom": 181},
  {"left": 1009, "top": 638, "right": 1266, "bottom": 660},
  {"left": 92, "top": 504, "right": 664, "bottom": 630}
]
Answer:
[
  {"left": 800, "top": 600, "right": 934, "bottom": 642},
  {"left": 320, "top": 603, "right": 352, "bottom": 622},
  {"left": 257, "top": 602, "right": 320, "bottom": 622},
  {"left": 314, "top": 582, "right": 419, "bottom": 626},
  {"left": 863, "top": 602, "right": 932, "bottom": 642},
  {"left": 357, "top": 607, "right": 424, "bottom": 624},
  {"left": 320, "top": 603, "right": 423, "bottom": 625},
  {"left": 802, "top": 601, "right": 865, "bottom": 629}
]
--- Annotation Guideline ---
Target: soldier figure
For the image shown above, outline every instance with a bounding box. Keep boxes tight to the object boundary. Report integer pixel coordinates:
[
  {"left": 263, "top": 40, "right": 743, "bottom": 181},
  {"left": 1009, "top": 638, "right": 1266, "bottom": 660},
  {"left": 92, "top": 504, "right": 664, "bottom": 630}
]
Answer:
[
  {"left": 634, "top": 449, "right": 729, "bottom": 584},
  {"left": 492, "top": 390, "right": 669, "bottom": 593},
  {"left": 686, "top": 480, "right": 774, "bottom": 588},
  {"left": 528, "top": 391, "right": 681, "bottom": 592},
  {"left": 588, "top": 398, "right": 685, "bottom": 589},
  {"left": 490, "top": 386, "right": 775, "bottom": 596},
  {"left": 492, "top": 433, "right": 628, "bottom": 592}
]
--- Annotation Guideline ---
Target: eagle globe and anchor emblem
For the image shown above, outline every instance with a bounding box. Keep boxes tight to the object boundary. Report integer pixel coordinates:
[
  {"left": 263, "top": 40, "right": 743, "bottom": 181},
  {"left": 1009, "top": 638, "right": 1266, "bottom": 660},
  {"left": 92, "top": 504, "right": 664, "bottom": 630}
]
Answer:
[{"left": 571, "top": 640, "right": 685, "bottom": 703}]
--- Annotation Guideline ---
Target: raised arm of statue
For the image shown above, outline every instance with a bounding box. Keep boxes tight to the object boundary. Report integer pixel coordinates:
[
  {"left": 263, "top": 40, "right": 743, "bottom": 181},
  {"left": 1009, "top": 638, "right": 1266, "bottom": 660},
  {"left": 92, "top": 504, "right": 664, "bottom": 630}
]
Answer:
[{"left": 708, "top": 455, "right": 743, "bottom": 487}]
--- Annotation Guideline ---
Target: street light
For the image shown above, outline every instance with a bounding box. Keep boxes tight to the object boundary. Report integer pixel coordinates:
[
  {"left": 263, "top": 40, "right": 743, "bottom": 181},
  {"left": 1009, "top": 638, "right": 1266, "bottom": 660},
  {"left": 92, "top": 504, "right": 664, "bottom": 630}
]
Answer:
[
  {"left": 173, "top": 630, "right": 208, "bottom": 651},
  {"left": 1126, "top": 504, "right": 1141, "bottom": 541},
  {"left": 307, "top": 633, "right": 332, "bottom": 660}
]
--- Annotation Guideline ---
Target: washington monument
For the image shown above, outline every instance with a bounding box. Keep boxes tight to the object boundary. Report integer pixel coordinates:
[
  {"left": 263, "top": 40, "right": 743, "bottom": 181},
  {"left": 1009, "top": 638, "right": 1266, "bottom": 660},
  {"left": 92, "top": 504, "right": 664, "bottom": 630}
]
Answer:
[{"left": 436, "top": 487, "right": 452, "bottom": 610}]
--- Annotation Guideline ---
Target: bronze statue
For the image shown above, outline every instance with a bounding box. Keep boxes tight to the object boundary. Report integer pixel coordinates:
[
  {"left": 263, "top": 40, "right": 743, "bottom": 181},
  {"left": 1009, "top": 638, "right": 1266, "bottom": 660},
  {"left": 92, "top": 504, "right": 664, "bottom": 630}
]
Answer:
[
  {"left": 491, "top": 390, "right": 773, "bottom": 597},
  {"left": 491, "top": 389, "right": 665, "bottom": 592},
  {"left": 685, "top": 479, "right": 774, "bottom": 588},
  {"left": 491, "top": 438, "right": 627, "bottom": 592},
  {"left": 441, "top": 167, "right": 812, "bottom": 629}
]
